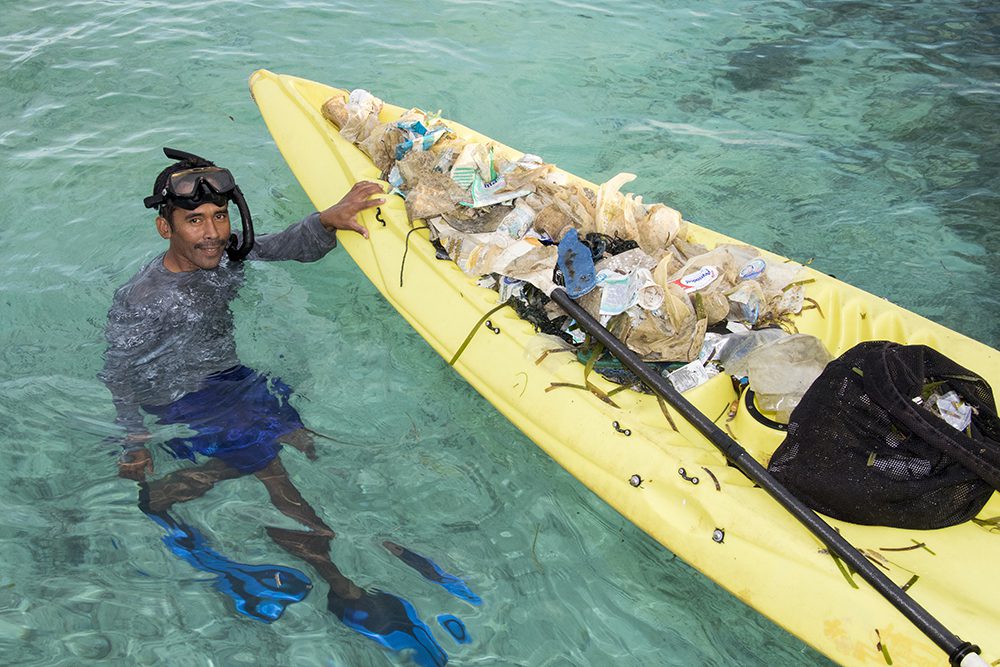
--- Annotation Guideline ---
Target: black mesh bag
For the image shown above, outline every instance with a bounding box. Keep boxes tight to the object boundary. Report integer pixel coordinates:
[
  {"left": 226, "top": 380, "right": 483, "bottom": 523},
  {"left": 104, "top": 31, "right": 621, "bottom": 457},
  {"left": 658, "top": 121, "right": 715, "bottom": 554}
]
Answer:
[{"left": 767, "top": 341, "right": 1000, "bottom": 529}]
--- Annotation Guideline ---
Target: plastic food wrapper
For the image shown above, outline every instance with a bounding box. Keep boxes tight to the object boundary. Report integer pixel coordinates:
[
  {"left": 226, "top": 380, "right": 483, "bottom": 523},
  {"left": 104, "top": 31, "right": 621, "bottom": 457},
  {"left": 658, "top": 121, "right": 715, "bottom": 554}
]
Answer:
[
  {"left": 495, "top": 199, "right": 536, "bottom": 240},
  {"left": 394, "top": 118, "right": 451, "bottom": 161},
  {"left": 744, "top": 334, "right": 833, "bottom": 422},
  {"left": 916, "top": 390, "right": 974, "bottom": 432},
  {"left": 668, "top": 358, "right": 720, "bottom": 393},
  {"left": 451, "top": 143, "right": 494, "bottom": 189},
  {"left": 446, "top": 143, "right": 535, "bottom": 208},
  {"left": 595, "top": 247, "right": 658, "bottom": 276},
  {"left": 461, "top": 174, "right": 534, "bottom": 209},
  {"left": 595, "top": 267, "right": 663, "bottom": 316}
]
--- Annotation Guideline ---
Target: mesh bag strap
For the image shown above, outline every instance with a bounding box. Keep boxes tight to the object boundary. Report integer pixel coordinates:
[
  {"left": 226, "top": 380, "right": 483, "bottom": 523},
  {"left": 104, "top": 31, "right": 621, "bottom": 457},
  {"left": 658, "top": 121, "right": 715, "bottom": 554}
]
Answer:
[{"left": 862, "top": 343, "right": 1000, "bottom": 491}]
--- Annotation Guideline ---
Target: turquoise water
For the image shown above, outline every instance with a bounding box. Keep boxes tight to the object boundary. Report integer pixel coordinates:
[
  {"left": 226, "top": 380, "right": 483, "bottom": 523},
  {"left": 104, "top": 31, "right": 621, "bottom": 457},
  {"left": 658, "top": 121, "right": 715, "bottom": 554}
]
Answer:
[{"left": 1, "top": 1, "right": 997, "bottom": 665}]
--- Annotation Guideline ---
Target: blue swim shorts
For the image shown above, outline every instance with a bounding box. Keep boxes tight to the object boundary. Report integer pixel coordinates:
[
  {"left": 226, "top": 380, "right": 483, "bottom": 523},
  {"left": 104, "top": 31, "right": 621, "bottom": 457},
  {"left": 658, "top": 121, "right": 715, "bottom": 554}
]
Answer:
[{"left": 145, "top": 366, "right": 304, "bottom": 474}]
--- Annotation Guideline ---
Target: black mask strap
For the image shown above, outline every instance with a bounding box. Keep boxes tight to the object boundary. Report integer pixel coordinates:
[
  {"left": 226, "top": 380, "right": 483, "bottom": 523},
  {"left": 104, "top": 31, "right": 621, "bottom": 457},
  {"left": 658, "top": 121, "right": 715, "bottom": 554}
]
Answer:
[{"left": 163, "top": 147, "right": 215, "bottom": 167}]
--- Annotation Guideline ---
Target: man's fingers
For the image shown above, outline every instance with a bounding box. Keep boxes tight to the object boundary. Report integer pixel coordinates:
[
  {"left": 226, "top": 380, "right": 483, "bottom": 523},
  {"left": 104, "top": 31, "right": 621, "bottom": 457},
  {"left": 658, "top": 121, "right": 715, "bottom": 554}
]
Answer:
[{"left": 350, "top": 220, "right": 370, "bottom": 239}]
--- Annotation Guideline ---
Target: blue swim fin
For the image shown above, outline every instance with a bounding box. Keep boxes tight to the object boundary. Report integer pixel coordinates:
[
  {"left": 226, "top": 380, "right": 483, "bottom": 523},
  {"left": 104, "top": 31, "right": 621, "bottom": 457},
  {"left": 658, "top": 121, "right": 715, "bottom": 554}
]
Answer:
[
  {"left": 142, "top": 505, "right": 311, "bottom": 623},
  {"left": 328, "top": 589, "right": 448, "bottom": 666},
  {"left": 383, "top": 541, "right": 482, "bottom": 606}
]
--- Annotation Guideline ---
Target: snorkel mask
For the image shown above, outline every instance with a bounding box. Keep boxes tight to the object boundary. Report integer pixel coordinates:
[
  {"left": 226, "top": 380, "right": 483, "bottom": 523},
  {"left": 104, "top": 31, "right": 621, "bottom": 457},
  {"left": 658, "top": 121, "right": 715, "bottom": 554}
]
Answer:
[{"left": 143, "top": 147, "right": 255, "bottom": 262}]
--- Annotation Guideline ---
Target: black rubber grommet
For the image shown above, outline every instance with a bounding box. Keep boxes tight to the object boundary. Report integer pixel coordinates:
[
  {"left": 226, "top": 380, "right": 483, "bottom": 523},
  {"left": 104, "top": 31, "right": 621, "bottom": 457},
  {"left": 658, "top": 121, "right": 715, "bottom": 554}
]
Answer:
[{"left": 744, "top": 388, "right": 788, "bottom": 431}]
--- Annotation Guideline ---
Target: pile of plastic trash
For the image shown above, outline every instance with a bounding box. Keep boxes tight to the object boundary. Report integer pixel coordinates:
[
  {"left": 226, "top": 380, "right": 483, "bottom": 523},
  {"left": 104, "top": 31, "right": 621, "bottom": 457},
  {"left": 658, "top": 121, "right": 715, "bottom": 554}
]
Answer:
[{"left": 322, "top": 90, "right": 829, "bottom": 417}]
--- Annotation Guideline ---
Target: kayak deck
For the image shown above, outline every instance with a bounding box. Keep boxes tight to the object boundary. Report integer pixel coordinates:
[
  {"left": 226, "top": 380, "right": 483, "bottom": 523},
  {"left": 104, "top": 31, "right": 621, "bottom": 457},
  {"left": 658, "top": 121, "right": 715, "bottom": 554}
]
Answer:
[{"left": 249, "top": 69, "right": 1000, "bottom": 666}]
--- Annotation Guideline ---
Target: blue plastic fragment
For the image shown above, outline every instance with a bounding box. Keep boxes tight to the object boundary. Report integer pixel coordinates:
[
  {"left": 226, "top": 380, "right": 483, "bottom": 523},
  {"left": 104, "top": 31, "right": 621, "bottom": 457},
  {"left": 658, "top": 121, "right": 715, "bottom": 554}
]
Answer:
[{"left": 557, "top": 228, "right": 597, "bottom": 298}]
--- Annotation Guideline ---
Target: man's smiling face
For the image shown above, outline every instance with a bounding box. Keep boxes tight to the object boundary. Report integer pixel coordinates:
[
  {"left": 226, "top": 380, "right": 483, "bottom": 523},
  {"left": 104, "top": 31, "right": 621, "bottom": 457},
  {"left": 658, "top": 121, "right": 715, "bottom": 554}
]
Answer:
[{"left": 157, "top": 202, "right": 232, "bottom": 272}]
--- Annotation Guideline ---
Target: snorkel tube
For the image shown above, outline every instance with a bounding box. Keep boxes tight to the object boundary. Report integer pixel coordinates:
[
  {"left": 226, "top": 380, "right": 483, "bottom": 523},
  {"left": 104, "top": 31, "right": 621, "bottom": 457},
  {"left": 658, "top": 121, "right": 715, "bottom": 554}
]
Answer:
[
  {"left": 223, "top": 181, "right": 254, "bottom": 262},
  {"left": 144, "top": 147, "right": 255, "bottom": 262}
]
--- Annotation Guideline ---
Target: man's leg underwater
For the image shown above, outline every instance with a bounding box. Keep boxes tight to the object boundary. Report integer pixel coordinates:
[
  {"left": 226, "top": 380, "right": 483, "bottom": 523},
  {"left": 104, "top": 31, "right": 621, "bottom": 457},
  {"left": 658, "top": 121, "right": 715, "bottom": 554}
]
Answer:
[
  {"left": 254, "top": 456, "right": 448, "bottom": 666},
  {"left": 253, "top": 456, "right": 357, "bottom": 596},
  {"left": 142, "top": 457, "right": 245, "bottom": 514}
]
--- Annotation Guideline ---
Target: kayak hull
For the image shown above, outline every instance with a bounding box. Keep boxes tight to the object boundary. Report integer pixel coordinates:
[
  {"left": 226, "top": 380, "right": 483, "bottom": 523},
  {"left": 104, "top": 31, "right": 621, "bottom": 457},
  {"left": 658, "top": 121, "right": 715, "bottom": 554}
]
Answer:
[{"left": 249, "top": 69, "right": 1000, "bottom": 666}]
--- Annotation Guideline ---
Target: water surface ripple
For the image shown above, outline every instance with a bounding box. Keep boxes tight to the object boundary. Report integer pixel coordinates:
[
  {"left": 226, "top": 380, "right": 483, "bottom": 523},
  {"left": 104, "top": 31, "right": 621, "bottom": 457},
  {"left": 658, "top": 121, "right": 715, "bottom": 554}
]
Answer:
[{"left": 1, "top": 1, "right": 996, "bottom": 665}]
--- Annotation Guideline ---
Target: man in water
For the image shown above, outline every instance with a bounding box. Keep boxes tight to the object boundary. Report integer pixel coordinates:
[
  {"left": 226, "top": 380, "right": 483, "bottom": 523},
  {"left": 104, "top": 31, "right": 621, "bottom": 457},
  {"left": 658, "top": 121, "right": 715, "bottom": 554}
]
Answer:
[{"left": 100, "top": 148, "right": 448, "bottom": 666}]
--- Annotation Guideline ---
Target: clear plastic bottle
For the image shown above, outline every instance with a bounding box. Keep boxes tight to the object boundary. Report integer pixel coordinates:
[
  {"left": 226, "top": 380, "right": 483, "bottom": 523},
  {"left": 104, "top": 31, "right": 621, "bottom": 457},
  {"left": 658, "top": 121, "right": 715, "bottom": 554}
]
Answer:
[{"left": 744, "top": 334, "right": 833, "bottom": 422}]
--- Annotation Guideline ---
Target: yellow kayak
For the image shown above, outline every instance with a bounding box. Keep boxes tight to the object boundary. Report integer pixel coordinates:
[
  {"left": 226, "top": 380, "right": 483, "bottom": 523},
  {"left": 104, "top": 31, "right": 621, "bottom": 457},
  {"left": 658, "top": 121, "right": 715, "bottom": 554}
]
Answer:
[{"left": 249, "top": 69, "right": 1000, "bottom": 666}]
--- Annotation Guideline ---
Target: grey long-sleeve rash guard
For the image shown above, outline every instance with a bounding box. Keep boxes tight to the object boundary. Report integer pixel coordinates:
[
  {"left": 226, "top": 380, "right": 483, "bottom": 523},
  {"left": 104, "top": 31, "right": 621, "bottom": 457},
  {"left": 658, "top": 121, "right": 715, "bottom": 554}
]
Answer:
[{"left": 100, "top": 212, "right": 337, "bottom": 437}]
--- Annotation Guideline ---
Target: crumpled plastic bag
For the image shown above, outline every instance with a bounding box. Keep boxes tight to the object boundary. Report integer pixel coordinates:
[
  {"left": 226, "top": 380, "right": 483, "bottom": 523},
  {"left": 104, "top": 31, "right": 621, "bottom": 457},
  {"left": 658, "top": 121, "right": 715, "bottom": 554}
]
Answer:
[
  {"left": 534, "top": 176, "right": 596, "bottom": 237},
  {"left": 339, "top": 90, "right": 383, "bottom": 143},
  {"left": 429, "top": 217, "right": 558, "bottom": 295},
  {"left": 638, "top": 204, "right": 684, "bottom": 257},
  {"left": 592, "top": 173, "right": 685, "bottom": 256},
  {"left": 428, "top": 218, "right": 495, "bottom": 275},
  {"left": 322, "top": 92, "right": 401, "bottom": 173},
  {"left": 502, "top": 157, "right": 556, "bottom": 193},
  {"left": 359, "top": 122, "right": 404, "bottom": 173},
  {"left": 595, "top": 247, "right": 658, "bottom": 275},
  {"left": 657, "top": 244, "right": 758, "bottom": 325},
  {"left": 405, "top": 172, "right": 470, "bottom": 221},
  {"left": 321, "top": 95, "right": 350, "bottom": 127},
  {"left": 395, "top": 150, "right": 441, "bottom": 189},
  {"left": 611, "top": 285, "right": 707, "bottom": 362},
  {"left": 533, "top": 204, "right": 576, "bottom": 241},
  {"left": 595, "top": 173, "right": 641, "bottom": 240},
  {"left": 501, "top": 243, "right": 559, "bottom": 295}
]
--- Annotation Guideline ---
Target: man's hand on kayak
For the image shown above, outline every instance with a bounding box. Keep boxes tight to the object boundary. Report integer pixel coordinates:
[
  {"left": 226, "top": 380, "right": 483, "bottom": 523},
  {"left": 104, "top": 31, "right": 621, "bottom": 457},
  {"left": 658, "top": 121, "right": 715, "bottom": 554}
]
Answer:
[{"left": 318, "top": 181, "right": 386, "bottom": 239}]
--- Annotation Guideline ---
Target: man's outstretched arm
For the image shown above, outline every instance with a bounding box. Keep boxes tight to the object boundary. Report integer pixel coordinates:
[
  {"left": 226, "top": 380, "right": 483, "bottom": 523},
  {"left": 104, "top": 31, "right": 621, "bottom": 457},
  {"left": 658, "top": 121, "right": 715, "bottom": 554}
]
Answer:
[{"left": 250, "top": 181, "right": 385, "bottom": 262}]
